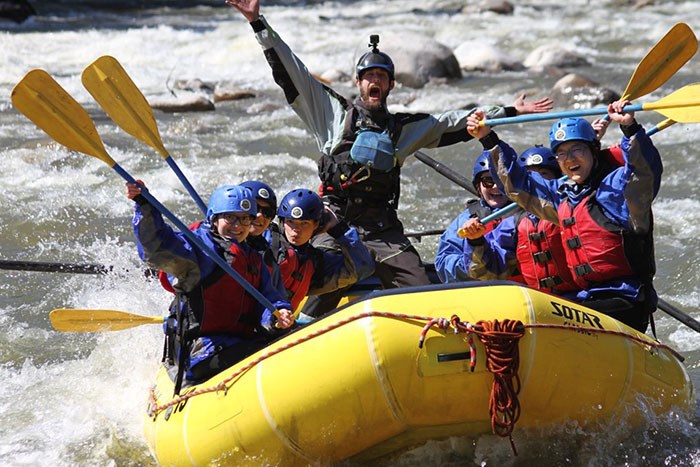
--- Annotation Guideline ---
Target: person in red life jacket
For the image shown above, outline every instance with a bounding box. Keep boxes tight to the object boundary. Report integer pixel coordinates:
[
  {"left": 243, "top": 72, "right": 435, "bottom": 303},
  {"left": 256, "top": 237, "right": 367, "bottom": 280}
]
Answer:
[
  {"left": 240, "top": 180, "right": 285, "bottom": 293},
  {"left": 434, "top": 150, "right": 522, "bottom": 283},
  {"left": 468, "top": 102, "right": 661, "bottom": 333},
  {"left": 511, "top": 146, "right": 579, "bottom": 298},
  {"left": 271, "top": 188, "right": 374, "bottom": 324},
  {"left": 125, "top": 181, "right": 293, "bottom": 388}
]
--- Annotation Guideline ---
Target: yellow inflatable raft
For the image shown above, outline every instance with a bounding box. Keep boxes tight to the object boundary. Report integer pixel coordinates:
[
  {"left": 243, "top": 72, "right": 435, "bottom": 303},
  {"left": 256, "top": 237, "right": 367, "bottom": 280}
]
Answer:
[{"left": 144, "top": 282, "right": 693, "bottom": 465}]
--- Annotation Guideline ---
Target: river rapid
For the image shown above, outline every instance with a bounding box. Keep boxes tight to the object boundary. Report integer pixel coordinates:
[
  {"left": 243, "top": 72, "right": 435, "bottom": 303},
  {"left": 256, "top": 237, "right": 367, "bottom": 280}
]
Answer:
[{"left": 0, "top": 1, "right": 698, "bottom": 465}]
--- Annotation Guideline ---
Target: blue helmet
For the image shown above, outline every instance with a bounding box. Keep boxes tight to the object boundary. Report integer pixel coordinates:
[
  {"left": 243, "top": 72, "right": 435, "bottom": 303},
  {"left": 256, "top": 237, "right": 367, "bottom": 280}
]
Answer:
[
  {"left": 356, "top": 34, "right": 395, "bottom": 80},
  {"left": 240, "top": 180, "right": 277, "bottom": 211},
  {"left": 471, "top": 150, "right": 492, "bottom": 189},
  {"left": 549, "top": 118, "right": 597, "bottom": 152},
  {"left": 277, "top": 189, "right": 324, "bottom": 221},
  {"left": 206, "top": 185, "right": 257, "bottom": 222},
  {"left": 517, "top": 146, "right": 559, "bottom": 170}
]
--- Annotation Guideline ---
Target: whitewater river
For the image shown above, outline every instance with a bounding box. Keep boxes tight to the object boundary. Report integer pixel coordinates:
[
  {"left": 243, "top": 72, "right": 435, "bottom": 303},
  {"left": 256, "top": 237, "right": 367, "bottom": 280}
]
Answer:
[{"left": 1, "top": 1, "right": 698, "bottom": 465}]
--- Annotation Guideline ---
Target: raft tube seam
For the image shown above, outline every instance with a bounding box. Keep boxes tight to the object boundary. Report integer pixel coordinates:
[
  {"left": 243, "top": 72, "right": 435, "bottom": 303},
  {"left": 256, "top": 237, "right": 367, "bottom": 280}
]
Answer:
[
  {"left": 363, "top": 298, "right": 407, "bottom": 427},
  {"left": 257, "top": 353, "right": 315, "bottom": 463}
]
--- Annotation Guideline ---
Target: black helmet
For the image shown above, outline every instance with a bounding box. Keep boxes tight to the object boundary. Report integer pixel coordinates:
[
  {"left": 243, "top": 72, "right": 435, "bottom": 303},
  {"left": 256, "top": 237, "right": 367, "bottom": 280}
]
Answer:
[{"left": 355, "top": 34, "right": 395, "bottom": 80}]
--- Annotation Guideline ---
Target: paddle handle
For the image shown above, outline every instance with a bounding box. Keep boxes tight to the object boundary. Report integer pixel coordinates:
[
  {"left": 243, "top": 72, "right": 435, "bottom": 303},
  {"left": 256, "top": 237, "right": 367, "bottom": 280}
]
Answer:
[
  {"left": 164, "top": 156, "right": 208, "bottom": 215},
  {"left": 113, "top": 163, "right": 278, "bottom": 313},
  {"left": 456, "top": 202, "right": 520, "bottom": 238},
  {"left": 481, "top": 202, "right": 520, "bottom": 225},
  {"left": 482, "top": 104, "right": 647, "bottom": 127}
]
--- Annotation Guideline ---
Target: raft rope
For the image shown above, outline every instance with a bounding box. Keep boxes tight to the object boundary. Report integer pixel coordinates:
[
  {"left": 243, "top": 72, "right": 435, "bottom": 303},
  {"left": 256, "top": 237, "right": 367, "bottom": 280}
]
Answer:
[
  {"left": 147, "top": 310, "right": 684, "bottom": 452},
  {"left": 454, "top": 318, "right": 524, "bottom": 455}
]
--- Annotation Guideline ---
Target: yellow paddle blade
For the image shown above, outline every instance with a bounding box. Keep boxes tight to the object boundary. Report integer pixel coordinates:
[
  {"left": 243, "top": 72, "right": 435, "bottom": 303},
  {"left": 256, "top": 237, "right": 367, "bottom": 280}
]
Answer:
[
  {"left": 11, "top": 70, "right": 115, "bottom": 167},
  {"left": 622, "top": 23, "right": 697, "bottom": 101},
  {"left": 82, "top": 56, "right": 169, "bottom": 157},
  {"left": 50, "top": 308, "right": 163, "bottom": 332},
  {"left": 642, "top": 82, "right": 700, "bottom": 122}
]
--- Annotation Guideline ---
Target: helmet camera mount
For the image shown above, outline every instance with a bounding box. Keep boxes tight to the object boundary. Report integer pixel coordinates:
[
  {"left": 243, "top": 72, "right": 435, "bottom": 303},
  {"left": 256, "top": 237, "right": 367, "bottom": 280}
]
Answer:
[{"left": 368, "top": 34, "right": 380, "bottom": 53}]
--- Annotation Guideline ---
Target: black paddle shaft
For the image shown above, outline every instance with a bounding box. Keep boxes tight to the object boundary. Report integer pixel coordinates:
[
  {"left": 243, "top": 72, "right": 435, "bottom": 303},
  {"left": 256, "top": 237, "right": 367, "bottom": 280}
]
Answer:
[{"left": 0, "top": 259, "right": 110, "bottom": 274}]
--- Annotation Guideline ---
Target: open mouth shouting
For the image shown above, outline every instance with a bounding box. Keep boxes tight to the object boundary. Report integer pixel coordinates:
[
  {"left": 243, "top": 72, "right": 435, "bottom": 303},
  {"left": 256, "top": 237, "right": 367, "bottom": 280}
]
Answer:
[{"left": 368, "top": 84, "right": 382, "bottom": 102}]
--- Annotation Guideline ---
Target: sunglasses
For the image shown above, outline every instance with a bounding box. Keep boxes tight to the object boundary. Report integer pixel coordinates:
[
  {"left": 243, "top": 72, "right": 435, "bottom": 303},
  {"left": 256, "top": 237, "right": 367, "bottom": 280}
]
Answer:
[
  {"left": 479, "top": 177, "right": 496, "bottom": 189},
  {"left": 258, "top": 205, "right": 276, "bottom": 219}
]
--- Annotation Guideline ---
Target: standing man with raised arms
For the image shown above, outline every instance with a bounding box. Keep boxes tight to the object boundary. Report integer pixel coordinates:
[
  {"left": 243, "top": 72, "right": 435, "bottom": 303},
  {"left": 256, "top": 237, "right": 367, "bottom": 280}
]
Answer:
[{"left": 226, "top": 0, "right": 552, "bottom": 310}]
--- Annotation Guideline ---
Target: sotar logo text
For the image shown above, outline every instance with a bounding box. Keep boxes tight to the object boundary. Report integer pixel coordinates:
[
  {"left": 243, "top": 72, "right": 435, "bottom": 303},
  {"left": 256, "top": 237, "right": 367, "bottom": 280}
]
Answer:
[{"left": 550, "top": 301, "right": 603, "bottom": 329}]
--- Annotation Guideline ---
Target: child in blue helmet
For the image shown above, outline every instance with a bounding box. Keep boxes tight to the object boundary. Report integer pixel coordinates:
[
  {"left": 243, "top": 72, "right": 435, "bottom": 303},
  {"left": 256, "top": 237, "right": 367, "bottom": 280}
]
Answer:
[
  {"left": 125, "top": 181, "right": 293, "bottom": 389},
  {"left": 434, "top": 150, "right": 522, "bottom": 283},
  {"left": 268, "top": 188, "right": 374, "bottom": 323},
  {"left": 467, "top": 100, "right": 661, "bottom": 333}
]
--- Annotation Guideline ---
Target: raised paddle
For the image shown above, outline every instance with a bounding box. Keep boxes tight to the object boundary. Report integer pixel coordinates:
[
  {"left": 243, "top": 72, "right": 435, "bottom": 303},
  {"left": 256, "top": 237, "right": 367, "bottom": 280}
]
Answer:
[
  {"left": 482, "top": 83, "right": 700, "bottom": 127},
  {"left": 486, "top": 23, "right": 696, "bottom": 129},
  {"left": 617, "top": 23, "right": 696, "bottom": 105},
  {"left": 81, "top": 55, "right": 208, "bottom": 215},
  {"left": 50, "top": 308, "right": 164, "bottom": 332},
  {"left": 0, "top": 259, "right": 110, "bottom": 274},
  {"left": 11, "top": 69, "right": 280, "bottom": 317},
  {"left": 599, "top": 22, "right": 697, "bottom": 125}
]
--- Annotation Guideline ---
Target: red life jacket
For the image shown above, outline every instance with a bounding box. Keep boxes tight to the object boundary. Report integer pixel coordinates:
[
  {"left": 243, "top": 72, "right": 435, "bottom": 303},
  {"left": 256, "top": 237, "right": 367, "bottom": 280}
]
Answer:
[
  {"left": 158, "top": 221, "right": 263, "bottom": 337},
  {"left": 278, "top": 247, "right": 315, "bottom": 311},
  {"left": 515, "top": 213, "right": 578, "bottom": 293},
  {"left": 192, "top": 240, "right": 263, "bottom": 337},
  {"left": 557, "top": 195, "right": 634, "bottom": 289}
]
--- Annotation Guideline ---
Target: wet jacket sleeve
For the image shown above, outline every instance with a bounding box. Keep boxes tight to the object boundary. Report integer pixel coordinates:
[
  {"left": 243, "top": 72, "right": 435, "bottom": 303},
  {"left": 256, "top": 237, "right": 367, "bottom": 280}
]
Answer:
[
  {"left": 251, "top": 15, "right": 347, "bottom": 156},
  {"left": 307, "top": 223, "right": 375, "bottom": 296},
  {"left": 132, "top": 202, "right": 203, "bottom": 292},
  {"left": 488, "top": 140, "right": 562, "bottom": 224},
  {"left": 466, "top": 217, "right": 520, "bottom": 281},
  {"left": 596, "top": 126, "right": 662, "bottom": 233},
  {"left": 395, "top": 106, "right": 515, "bottom": 165},
  {"left": 435, "top": 209, "right": 474, "bottom": 283}
]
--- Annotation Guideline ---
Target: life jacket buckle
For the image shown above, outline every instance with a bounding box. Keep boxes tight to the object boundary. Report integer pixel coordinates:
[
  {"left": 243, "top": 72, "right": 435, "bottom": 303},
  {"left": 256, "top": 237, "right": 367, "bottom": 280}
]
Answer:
[
  {"left": 532, "top": 250, "right": 553, "bottom": 263},
  {"left": 538, "top": 276, "right": 563, "bottom": 288},
  {"left": 574, "top": 263, "right": 594, "bottom": 277},
  {"left": 566, "top": 237, "right": 582, "bottom": 249}
]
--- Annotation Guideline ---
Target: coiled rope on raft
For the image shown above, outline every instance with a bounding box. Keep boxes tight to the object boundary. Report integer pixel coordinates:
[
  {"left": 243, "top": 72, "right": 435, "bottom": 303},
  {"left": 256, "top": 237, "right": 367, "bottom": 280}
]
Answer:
[{"left": 451, "top": 317, "right": 524, "bottom": 454}]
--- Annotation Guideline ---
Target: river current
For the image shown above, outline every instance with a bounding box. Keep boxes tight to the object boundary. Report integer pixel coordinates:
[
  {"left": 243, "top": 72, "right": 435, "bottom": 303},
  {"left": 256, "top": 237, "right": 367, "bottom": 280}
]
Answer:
[{"left": 0, "top": 1, "right": 698, "bottom": 465}]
